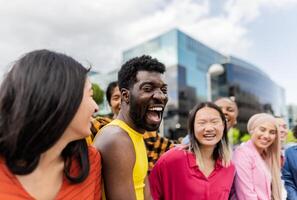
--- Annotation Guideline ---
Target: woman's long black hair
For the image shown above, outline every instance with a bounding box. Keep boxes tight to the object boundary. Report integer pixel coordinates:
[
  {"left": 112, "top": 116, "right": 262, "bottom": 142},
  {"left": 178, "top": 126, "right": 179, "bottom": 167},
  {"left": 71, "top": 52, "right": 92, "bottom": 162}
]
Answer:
[{"left": 0, "top": 49, "right": 90, "bottom": 183}]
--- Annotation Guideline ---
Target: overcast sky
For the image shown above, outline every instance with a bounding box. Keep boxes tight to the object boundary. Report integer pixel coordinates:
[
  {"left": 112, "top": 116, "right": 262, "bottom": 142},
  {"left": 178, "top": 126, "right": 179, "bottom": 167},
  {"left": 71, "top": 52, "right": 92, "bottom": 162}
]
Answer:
[{"left": 0, "top": 0, "right": 296, "bottom": 104}]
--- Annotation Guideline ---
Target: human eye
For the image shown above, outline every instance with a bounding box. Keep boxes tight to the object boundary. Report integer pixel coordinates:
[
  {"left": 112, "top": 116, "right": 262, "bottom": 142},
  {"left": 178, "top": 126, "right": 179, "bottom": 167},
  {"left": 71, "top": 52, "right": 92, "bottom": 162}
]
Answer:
[
  {"left": 269, "top": 130, "right": 277, "bottom": 135},
  {"left": 197, "top": 120, "right": 206, "bottom": 126},
  {"left": 161, "top": 86, "right": 168, "bottom": 94},
  {"left": 259, "top": 127, "right": 266, "bottom": 132},
  {"left": 227, "top": 107, "right": 234, "bottom": 112},
  {"left": 211, "top": 119, "right": 222, "bottom": 126},
  {"left": 112, "top": 95, "right": 120, "bottom": 100},
  {"left": 142, "top": 84, "right": 153, "bottom": 92}
]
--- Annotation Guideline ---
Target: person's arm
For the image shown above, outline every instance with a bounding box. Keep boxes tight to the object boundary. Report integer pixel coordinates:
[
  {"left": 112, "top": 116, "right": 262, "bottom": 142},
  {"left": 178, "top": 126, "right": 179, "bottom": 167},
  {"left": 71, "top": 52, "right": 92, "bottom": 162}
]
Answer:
[
  {"left": 93, "top": 127, "right": 136, "bottom": 200},
  {"left": 144, "top": 176, "right": 152, "bottom": 200},
  {"left": 232, "top": 150, "right": 258, "bottom": 200},
  {"left": 282, "top": 149, "right": 297, "bottom": 199}
]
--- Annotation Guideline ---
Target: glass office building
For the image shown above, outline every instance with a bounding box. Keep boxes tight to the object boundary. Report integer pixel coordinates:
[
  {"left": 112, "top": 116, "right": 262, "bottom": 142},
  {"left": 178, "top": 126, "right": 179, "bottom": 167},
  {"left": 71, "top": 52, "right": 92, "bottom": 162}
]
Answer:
[
  {"left": 92, "top": 29, "right": 286, "bottom": 139},
  {"left": 211, "top": 56, "right": 286, "bottom": 131},
  {"left": 287, "top": 105, "right": 297, "bottom": 129}
]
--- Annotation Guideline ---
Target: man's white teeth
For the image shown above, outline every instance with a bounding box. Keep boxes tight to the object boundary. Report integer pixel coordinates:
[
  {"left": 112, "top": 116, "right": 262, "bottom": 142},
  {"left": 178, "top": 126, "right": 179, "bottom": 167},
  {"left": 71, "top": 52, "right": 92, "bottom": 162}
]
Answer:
[{"left": 148, "top": 107, "right": 163, "bottom": 111}]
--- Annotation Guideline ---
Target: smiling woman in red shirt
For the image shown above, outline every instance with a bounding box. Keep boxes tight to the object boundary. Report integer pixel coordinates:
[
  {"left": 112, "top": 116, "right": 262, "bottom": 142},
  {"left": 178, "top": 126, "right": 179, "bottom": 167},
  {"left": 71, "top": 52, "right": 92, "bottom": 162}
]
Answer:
[{"left": 149, "top": 102, "right": 235, "bottom": 200}]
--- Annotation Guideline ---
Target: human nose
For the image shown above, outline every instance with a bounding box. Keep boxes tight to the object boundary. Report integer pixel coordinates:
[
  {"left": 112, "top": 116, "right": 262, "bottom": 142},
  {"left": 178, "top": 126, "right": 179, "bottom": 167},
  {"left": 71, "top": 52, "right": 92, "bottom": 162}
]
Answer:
[
  {"left": 153, "top": 89, "right": 168, "bottom": 102},
  {"left": 222, "top": 109, "right": 229, "bottom": 116},
  {"left": 262, "top": 131, "right": 270, "bottom": 138},
  {"left": 93, "top": 101, "right": 99, "bottom": 113},
  {"left": 204, "top": 125, "right": 214, "bottom": 131}
]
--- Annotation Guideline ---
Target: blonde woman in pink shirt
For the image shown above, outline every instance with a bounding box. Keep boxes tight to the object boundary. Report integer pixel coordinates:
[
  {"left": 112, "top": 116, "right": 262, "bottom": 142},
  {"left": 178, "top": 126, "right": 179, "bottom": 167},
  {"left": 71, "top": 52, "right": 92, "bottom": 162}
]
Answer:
[{"left": 232, "top": 113, "right": 282, "bottom": 200}]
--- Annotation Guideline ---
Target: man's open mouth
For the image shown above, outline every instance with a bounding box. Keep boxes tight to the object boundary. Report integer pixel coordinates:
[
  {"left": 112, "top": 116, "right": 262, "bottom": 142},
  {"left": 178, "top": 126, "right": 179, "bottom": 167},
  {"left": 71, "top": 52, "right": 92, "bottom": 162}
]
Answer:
[{"left": 146, "top": 106, "right": 164, "bottom": 123}]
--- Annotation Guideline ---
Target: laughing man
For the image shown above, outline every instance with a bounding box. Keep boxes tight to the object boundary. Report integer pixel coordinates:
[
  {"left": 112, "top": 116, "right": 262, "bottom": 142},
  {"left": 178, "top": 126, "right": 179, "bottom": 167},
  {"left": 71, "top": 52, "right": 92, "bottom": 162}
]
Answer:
[{"left": 94, "top": 55, "right": 168, "bottom": 200}]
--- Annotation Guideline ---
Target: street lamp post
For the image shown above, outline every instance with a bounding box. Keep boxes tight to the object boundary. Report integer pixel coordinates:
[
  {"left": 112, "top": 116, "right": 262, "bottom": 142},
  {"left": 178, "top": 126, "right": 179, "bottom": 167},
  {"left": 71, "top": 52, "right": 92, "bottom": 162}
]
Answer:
[{"left": 207, "top": 64, "right": 225, "bottom": 101}]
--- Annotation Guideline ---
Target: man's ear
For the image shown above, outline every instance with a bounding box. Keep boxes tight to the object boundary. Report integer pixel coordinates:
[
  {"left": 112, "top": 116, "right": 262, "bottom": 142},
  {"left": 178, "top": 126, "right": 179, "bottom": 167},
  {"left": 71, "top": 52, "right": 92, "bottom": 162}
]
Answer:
[{"left": 121, "top": 88, "right": 129, "bottom": 104}]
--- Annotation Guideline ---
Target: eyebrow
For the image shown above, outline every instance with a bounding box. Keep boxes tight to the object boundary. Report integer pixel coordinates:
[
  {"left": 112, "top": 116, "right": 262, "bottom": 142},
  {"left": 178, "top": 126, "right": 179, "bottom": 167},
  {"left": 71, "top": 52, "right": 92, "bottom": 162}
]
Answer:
[
  {"left": 112, "top": 94, "right": 120, "bottom": 97},
  {"left": 226, "top": 106, "right": 235, "bottom": 109},
  {"left": 139, "top": 82, "right": 167, "bottom": 87},
  {"left": 259, "top": 125, "right": 276, "bottom": 130}
]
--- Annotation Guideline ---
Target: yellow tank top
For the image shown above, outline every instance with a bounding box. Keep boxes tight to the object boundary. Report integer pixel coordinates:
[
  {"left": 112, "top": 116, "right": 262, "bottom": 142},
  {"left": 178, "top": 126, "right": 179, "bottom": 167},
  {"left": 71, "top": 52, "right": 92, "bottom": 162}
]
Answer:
[
  {"left": 85, "top": 136, "right": 93, "bottom": 145},
  {"left": 103, "top": 119, "right": 148, "bottom": 200}
]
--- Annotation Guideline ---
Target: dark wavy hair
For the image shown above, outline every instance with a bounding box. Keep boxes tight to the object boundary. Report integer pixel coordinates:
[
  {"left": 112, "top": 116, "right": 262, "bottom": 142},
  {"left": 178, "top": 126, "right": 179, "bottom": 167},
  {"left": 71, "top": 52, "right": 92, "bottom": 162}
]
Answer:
[
  {"left": 0, "top": 49, "right": 90, "bottom": 183},
  {"left": 118, "top": 55, "right": 165, "bottom": 90},
  {"left": 106, "top": 81, "right": 118, "bottom": 106},
  {"left": 188, "top": 102, "right": 231, "bottom": 166}
]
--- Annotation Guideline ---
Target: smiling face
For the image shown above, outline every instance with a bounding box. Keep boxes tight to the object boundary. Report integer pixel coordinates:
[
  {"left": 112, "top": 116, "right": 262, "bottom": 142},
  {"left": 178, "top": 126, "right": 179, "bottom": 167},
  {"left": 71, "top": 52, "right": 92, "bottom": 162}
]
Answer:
[
  {"left": 65, "top": 78, "right": 99, "bottom": 140},
  {"left": 128, "top": 70, "right": 168, "bottom": 132},
  {"left": 215, "top": 98, "right": 238, "bottom": 130},
  {"left": 251, "top": 121, "right": 277, "bottom": 152},
  {"left": 110, "top": 86, "right": 121, "bottom": 117},
  {"left": 194, "top": 107, "right": 224, "bottom": 148}
]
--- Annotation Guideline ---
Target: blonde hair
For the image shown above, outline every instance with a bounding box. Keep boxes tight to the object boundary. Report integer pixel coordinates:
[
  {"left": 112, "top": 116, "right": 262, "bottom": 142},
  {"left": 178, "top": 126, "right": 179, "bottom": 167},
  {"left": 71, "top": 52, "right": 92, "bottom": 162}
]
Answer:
[{"left": 247, "top": 113, "right": 282, "bottom": 200}]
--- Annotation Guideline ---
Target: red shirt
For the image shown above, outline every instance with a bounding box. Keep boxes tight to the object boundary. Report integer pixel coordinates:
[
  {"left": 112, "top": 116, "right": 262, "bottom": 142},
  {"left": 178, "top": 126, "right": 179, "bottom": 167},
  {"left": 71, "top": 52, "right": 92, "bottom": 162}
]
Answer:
[
  {"left": 149, "top": 148, "right": 235, "bottom": 200},
  {"left": 0, "top": 146, "right": 101, "bottom": 200}
]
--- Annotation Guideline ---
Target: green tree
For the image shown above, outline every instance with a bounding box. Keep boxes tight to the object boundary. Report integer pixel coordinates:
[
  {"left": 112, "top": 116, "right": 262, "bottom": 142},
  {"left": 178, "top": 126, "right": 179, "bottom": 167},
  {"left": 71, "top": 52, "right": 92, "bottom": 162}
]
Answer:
[
  {"left": 286, "top": 130, "right": 297, "bottom": 143},
  {"left": 240, "top": 133, "right": 251, "bottom": 143},
  {"left": 228, "top": 127, "right": 240, "bottom": 145},
  {"left": 92, "top": 83, "right": 104, "bottom": 105}
]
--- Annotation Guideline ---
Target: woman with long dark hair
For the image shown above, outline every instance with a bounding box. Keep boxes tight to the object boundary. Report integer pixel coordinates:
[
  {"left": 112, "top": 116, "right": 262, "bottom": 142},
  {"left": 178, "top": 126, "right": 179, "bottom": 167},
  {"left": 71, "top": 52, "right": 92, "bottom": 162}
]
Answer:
[{"left": 0, "top": 50, "right": 101, "bottom": 199}]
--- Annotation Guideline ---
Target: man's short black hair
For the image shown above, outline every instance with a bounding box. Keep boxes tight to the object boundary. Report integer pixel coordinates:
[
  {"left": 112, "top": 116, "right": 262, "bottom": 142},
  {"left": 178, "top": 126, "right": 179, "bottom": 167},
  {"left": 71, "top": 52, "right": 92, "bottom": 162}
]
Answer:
[
  {"left": 106, "top": 81, "right": 118, "bottom": 106},
  {"left": 118, "top": 55, "right": 166, "bottom": 90}
]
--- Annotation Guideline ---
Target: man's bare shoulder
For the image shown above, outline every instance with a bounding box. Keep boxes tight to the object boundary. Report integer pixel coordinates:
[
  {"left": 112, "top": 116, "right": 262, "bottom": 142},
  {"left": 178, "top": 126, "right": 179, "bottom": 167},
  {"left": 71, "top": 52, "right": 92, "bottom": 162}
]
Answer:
[
  {"left": 93, "top": 124, "right": 133, "bottom": 154},
  {"left": 93, "top": 123, "right": 136, "bottom": 172}
]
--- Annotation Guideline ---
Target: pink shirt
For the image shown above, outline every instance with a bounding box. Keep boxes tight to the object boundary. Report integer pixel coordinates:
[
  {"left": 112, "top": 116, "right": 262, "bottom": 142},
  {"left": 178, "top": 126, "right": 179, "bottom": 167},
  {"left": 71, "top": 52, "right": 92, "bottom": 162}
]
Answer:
[
  {"left": 149, "top": 148, "right": 235, "bottom": 200},
  {"left": 232, "top": 140, "right": 271, "bottom": 200}
]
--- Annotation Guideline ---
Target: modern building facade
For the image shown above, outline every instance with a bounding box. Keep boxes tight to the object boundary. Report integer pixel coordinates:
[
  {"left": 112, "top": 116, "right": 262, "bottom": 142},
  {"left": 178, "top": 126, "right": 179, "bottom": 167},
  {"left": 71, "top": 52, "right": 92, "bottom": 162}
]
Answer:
[
  {"left": 211, "top": 56, "right": 286, "bottom": 131},
  {"left": 287, "top": 104, "right": 297, "bottom": 129},
  {"left": 92, "top": 29, "right": 286, "bottom": 139}
]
